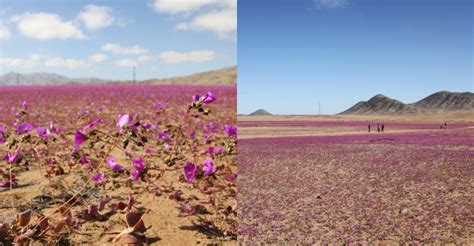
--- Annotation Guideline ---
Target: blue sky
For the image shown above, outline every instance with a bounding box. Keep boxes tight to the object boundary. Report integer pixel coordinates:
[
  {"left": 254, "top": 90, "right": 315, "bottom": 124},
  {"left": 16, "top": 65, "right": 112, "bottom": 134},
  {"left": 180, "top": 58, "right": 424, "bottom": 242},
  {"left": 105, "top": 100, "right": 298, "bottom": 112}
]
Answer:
[
  {"left": 0, "top": 0, "right": 236, "bottom": 80},
  {"left": 238, "top": 0, "right": 473, "bottom": 115}
]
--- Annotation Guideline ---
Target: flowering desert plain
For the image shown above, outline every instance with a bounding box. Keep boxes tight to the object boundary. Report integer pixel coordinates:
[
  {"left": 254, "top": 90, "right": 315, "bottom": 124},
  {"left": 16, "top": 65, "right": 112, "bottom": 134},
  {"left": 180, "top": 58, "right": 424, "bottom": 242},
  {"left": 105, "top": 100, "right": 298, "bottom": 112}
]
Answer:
[
  {"left": 238, "top": 113, "right": 474, "bottom": 244},
  {"left": 0, "top": 84, "right": 237, "bottom": 245}
]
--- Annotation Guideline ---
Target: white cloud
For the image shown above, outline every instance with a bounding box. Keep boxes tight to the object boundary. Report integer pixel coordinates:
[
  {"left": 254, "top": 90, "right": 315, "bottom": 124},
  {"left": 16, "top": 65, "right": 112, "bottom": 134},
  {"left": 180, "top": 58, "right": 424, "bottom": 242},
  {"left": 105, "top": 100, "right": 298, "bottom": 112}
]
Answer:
[
  {"left": 89, "top": 53, "right": 108, "bottom": 63},
  {"left": 45, "top": 57, "right": 90, "bottom": 69},
  {"left": 77, "top": 5, "right": 115, "bottom": 31},
  {"left": 114, "top": 59, "right": 138, "bottom": 67},
  {"left": 183, "top": 9, "right": 236, "bottom": 39},
  {"left": 11, "top": 12, "right": 86, "bottom": 40},
  {"left": 113, "top": 55, "right": 153, "bottom": 67},
  {"left": 159, "top": 50, "right": 215, "bottom": 64},
  {"left": 0, "top": 58, "right": 23, "bottom": 67},
  {"left": 0, "top": 54, "right": 42, "bottom": 68},
  {"left": 24, "top": 54, "right": 42, "bottom": 67},
  {"left": 0, "top": 23, "right": 11, "bottom": 40},
  {"left": 176, "top": 22, "right": 189, "bottom": 30},
  {"left": 314, "top": 0, "right": 348, "bottom": 9},
  {"left": 151, "top": 0, "right": 218, "bottom": 14},
  {"left": 152, "top": 0, "right": 236, "bottom": 40},
  {"left": 137, "top": 55, "right": 153, "bottom": 62},
  {"left": 101, "top": 43, "right": 148, "bottom": 55}
]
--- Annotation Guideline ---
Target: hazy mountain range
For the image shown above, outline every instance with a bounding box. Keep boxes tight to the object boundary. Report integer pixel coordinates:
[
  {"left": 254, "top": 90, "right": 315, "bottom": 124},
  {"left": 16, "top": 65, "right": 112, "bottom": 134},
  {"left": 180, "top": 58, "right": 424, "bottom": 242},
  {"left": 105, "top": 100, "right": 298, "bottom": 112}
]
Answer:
[
  {"left": 340, "top": 91, "right": 474, "bottom": 114},
  {"left": 0, "top": 66, "right": 236, "bottom": 86}
]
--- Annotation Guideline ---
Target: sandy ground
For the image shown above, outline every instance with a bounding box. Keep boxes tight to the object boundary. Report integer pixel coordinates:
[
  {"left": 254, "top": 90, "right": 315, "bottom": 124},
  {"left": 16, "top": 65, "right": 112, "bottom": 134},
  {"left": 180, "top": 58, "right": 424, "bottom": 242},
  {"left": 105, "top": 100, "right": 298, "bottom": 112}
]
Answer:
[{"left": 0, "top": 145, "right": 236, "bottom": 245}]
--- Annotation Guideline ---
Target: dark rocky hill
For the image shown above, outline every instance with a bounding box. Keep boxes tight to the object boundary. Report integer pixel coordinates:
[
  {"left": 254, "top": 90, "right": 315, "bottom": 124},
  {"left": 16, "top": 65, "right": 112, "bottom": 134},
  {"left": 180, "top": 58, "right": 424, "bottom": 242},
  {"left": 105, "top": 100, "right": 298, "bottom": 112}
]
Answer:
[
  {"left": 249, "top": 109, "right": 272, "bottom": 116},
  {"left": 340, "top": 91, "right": 473, "bottom": 114}
]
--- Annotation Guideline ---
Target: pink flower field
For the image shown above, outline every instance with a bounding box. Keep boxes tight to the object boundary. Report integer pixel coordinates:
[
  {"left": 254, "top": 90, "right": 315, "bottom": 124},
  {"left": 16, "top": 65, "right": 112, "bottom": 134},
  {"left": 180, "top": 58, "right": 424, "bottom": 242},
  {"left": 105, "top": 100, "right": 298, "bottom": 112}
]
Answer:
[
  {"left": 238, "top": 122, "right": 474, "bottom": 244},
  {"left": 0, "top": 84, "right": 237, "bottom": 245}
]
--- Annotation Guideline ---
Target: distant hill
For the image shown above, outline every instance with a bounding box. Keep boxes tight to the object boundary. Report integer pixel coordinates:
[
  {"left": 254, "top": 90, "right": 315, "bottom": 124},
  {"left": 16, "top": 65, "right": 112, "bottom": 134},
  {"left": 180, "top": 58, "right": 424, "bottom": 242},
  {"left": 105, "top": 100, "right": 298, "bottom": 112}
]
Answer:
[
  {"left": 249, "top": 109, "right": 272, "bottom": 116},
  {"left": 143, "top": 66, "right": 236, "bottom": 85},
  {"left": 340, "top": 91, "right": 474, "bottom": 114},
  {"left": 0, "top": 66, "right": 236, "bottom": 85},
  {"left": 412, "top": 91, "right": 474, "bottom": 112}
]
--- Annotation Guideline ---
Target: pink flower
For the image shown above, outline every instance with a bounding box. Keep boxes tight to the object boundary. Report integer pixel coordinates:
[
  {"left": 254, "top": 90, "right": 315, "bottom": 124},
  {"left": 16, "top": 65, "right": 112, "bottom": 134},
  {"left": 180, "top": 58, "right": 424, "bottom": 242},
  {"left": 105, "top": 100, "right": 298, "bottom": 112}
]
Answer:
[
  {"left": 117, "top": 114, "right": 132, "bottom": 128},
  {"left": 91, "top": 172, "right": 106, "bottom": 184},
  {"left": 184, "top": 162, "right": 198, "bottom": 182},
  {"left": 223, "top": 125, "right": 237, "bottom": 137},
  {"left": 131, "top": 169, "right": 141, "bottom": 181},
  {"left": 17, "top": 122, "right": 33, "bottom": 134},
  {"left": 192, "top": 94, "right": 200, "bottom": 102},
  {"left": 107, "top": 156, "right": 125, "bottom": 171},
  {"left": 131, "top": 157, "right": 146, "bottom": 181},
  {"left": 83, "top": 118, "right": 101, "bottom": 132},
  {"left": 202, "top": 158, "right": 216, "bottom": 175},
  {"left": 133, "top": 157, "right": 146, "bottom": 172},
  {"left": 36, "top": 127, "right": 51, "bottom": 139},
  {"left": 80, "top": 155, "right": 89, "bottom": 164},
  {"left": 201, "top": 92, "right": 216, "bottom": 104},
  {"left": 22, "top": 101, "right": 29, "bottom": 110},
  {"left": 226, "top": 173, "right": 237, "bottom": 182},
  {"left": 7, "top": 146, "right": 21, "bottom": 164},
  {"left": 74, "top": 131, "right": 88, "bottom": 147}
]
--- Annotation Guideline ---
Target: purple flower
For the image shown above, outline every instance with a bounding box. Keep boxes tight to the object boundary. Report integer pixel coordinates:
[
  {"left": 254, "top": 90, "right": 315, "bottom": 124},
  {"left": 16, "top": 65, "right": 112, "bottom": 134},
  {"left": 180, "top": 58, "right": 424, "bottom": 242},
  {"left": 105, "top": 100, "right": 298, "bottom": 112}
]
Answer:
[
  {"left": 74, "top": 131, "right": 88, "bottom": 147},
  {"left": 80, "top": 155, "right": 89, "bottom": 164},
  {"left": 117, "top": 114, "right": 132, "bottom": 128},
  {"left": 49, "top": 121, "right": 59, "bottom": 133},
  {"left": 158, "top": 132, "right": 171, "bottom": 141},
  {"left": 0, "top": 124, "right": 5, "bottom": 133},
  {"left": 202, "top": 158, "right": 216, "bottom": 175},
  {"left": 201, "top": 92, "right": 215, "bottom": 104},
  {"left": 91, "top": 172, "right": 106, "bottom": 185},
  {"left": 192, "top": 94, "right": 200, "bottom": 102},
  {"left": 223, "top": 125, "right": 237, "bottom": 137},
  {"left": 202, "top": 146, "right": 215, "bottom": 155},
  {"left": 107, "top": 156, "right": 125, "bottom": 171},
  {"left": 226, "top": 173, "right": 237, "bottom": 182},
  {"left": 205, "top": 122, "right": 219, "bottom": 133},
  {"left": 0, "top": 136, "right": 4, "bottom": 144},
  {"left": 7, "top": 146, "right": 21, "bottom": 164},
  {"left": 83, "top": 118, "right": 101, "bottom": 132},
  {"left": 142, "top": 122, "right": 152, "bottom": 129},
  {"left": 130, "top": 157, "right": 146, "bottom": 181},
  {"left": 16, "top": 122, "right": 33, "bottom": 134},
  {"left": 184, "top": 162, "right": 198, "bottom": 182},
  {"left": 22, "top": 101, "right": 29, "bottom": 110},
  {"left": 131, "top": 169, "right": 141, "bottom": 181},
  {"left": 188, "top": 130, "right": 196, "bottom": 139},
  {"left": 36, "top": 127, "right": 51, "bottom": 139},
  {"left": 133, "top": 157, "right": 146, "bottom": 172}
]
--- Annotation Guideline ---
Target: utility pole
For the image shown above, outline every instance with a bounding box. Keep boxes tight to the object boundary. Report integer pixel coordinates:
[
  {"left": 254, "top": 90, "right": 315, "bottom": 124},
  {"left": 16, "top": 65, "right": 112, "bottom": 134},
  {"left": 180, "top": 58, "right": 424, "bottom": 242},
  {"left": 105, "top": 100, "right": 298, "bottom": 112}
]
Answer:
[
  {"left": 318, "top": 100, "right": 321, "bottom": 115},
  {"left": 133, "top": 66, "right": 136, "bottom": 84}
]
